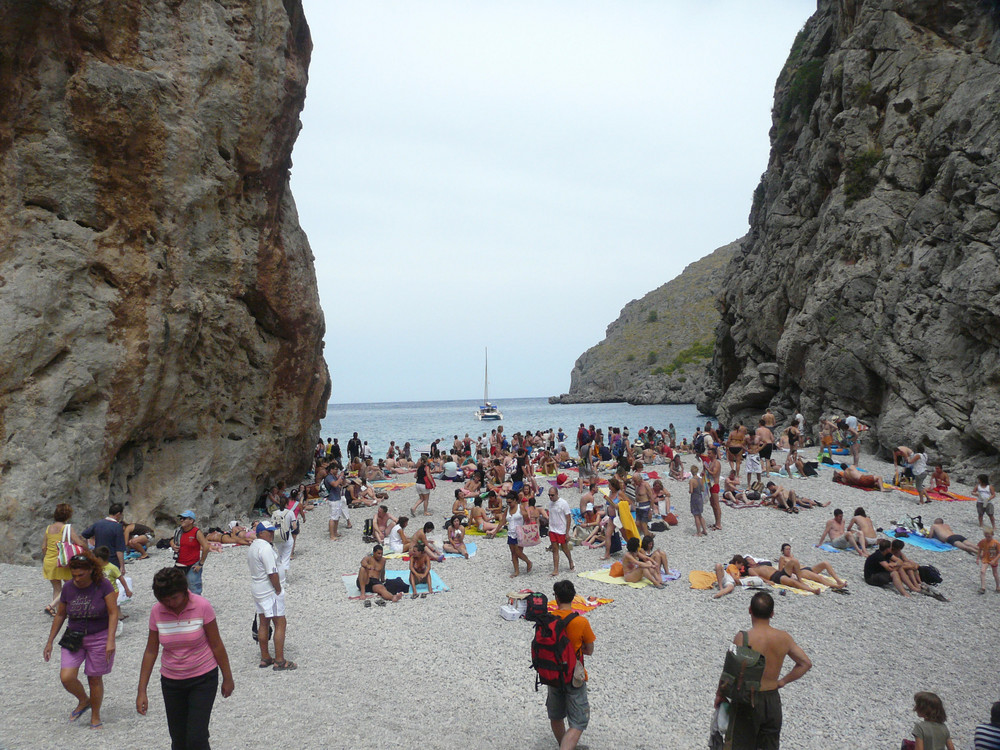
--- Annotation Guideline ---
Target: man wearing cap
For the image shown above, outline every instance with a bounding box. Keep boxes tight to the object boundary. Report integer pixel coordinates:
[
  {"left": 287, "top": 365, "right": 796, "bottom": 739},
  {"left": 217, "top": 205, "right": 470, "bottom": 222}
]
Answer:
[
  {"left": 171, "top": 510, "right": 209, "bottom": 594},
  {"left": 248, "top": 522, "right": 296, "bottom": 670}
]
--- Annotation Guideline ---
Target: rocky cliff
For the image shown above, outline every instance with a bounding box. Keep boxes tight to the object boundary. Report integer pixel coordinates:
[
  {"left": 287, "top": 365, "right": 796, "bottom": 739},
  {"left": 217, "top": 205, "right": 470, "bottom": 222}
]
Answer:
[
  {"left": 0, "top": 0, "right": 330, "bottom": 561},
  {"left": 550, "top": 238, "right": 740, "bottom": 405},
  {"left": 709, "top": 0, "right": 1000, "bottom": 477}
]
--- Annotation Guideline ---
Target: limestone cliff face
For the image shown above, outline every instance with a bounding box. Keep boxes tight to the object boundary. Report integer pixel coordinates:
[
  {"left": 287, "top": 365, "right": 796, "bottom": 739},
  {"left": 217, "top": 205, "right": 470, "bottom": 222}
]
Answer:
[
  {"left": 551, "top": 239, "right": 740, "bottom": 406},
  {"left": 711, "top": 0, "right": 1000, "bottom": 478},
  {"left": 0, "top": 0, "right": 330, "bottom": 561}
]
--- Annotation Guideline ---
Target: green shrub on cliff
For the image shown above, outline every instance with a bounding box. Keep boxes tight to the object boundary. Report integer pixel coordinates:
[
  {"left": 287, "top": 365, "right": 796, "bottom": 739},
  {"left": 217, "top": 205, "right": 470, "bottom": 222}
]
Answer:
[{"left": 844, "top": 147, "right": 883, "bottom": 206}]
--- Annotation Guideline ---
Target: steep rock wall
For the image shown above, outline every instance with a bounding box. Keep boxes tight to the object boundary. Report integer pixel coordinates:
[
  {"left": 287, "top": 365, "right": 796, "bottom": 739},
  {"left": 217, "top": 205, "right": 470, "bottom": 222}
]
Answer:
[
  {"left": 0, "top": 0, "right": 330, "bottom": 561},
  {"left": 711, "top": 0, "right": 1000, "bottom": 478},
  {"left": 551, "top": 239, "right": 740, "bottom": 406}
]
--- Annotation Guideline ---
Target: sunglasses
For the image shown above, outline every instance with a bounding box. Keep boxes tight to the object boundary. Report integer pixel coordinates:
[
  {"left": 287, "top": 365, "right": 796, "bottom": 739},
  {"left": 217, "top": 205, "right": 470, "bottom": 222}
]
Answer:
[{"left": 70, "top": 554, "right": 89, "bottom": 563}]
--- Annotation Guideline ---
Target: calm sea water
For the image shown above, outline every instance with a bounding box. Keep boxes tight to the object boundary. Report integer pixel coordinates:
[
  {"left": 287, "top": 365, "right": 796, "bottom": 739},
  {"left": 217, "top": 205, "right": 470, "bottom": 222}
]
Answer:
[{"left": 320, "top": 397, "right": 706, "bottom": 458}]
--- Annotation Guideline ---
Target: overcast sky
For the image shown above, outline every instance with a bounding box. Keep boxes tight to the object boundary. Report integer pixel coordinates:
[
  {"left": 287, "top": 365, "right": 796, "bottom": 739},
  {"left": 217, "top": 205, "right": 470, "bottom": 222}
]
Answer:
[{"left": 292, "top": 1, "right": 813, "bottom": 404}]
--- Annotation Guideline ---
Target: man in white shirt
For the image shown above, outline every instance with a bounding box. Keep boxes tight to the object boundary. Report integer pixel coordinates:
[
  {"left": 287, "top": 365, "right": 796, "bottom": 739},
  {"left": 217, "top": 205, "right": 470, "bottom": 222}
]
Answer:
[
  {"left": 248, "top": 522, "right": 296, "bottom": 670},
  {"left": 546, "top": 489, "right": 574, "bottom": 577}
]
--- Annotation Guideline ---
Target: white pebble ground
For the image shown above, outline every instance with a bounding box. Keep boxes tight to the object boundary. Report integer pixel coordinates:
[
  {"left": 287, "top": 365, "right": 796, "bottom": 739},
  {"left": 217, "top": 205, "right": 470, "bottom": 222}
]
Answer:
[{"left": 3, "top": 450, "right": 997, "bottom": 749}]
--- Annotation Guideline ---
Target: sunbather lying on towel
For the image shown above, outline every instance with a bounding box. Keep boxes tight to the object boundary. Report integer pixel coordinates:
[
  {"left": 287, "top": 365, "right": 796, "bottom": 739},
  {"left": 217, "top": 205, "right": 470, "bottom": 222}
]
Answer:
[
  {"left": 929, "top": 518, "right": 978, "bottom": 554},
  {"left": 778, "top": 543, "right": 847, "bottom": 589},
  {"left": 833, "top": 463, "right": 886, "bottom": 490},
  {"left": 744, "top": 555, "right": 820, "bottom": 595},
  {"left": 712, "top": 557, "right": 746, "bottom": 598}
]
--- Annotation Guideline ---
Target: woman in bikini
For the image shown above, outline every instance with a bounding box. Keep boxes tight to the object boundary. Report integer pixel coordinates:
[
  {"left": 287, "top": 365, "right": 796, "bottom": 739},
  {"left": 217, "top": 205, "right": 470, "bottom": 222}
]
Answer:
[
  {"left": 204, "top": 524, "right": 251, "bottom": 546},
  {"left": 442, "top": 516, "right": 470, "bottom": 559},
  {"left": 468, "top": 497, "right": 499, "bottom": 534},
  {"left": 725, "top": 424, "right": 747, "bottom": 475},
  {"left": 639, "top": 534, "right": 669, "bottom": 580},
  {"left": 744, "top": 556, "right": 819, "bottom": 595},
  {"left": 651, "top": 479, "right": 671, "bottom": 517},
  {"left": 668, "top": 454, "right": 685, "bottom": 481},
  {"left": 622, "top": 537, "right": 663, "bottom": 588}
]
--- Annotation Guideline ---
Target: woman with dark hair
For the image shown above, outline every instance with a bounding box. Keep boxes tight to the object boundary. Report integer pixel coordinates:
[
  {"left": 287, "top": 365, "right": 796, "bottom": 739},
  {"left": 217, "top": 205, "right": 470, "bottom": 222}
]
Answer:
[
  {"left": 442, "top": 516, "right": 470, "bottom": 559},
  {"left": 411, "top": 456, "right": 433, "bottom": 516},
  {"left": 41, "top": 502, "right": 87, "bottom": 616},
  {"left": 137, "top": 567, "right": 234, "bottom": 748},
  {"left": 42, "top": 550, "right": 118, "bottom": 729}
]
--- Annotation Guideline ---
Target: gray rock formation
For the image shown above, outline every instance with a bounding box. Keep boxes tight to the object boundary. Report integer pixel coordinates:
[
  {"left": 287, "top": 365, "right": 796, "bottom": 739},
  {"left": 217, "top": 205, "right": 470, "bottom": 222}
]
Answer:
[
  {"left": 551, "top": 239, "right": 740, "bottom": 405},
  {"left": 711, "top": 0, "right": 1000, "bottom": 479},
  {"left": 0, "top": 0, "right": 330, "bottom": 561}
]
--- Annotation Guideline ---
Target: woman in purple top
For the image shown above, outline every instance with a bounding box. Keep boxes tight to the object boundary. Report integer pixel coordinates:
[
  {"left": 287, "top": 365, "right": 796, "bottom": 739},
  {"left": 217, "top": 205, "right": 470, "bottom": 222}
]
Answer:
[
  {"left": 42, "top": 550, "right": 118, "bottom": 730},
  {"left": 137, "top": 567, "right": 234, "bottom": 750}
]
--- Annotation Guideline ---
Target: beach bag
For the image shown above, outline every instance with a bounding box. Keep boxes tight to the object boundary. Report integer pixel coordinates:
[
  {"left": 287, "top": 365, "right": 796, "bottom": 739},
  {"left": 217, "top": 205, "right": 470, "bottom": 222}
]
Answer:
[
  {"left": 524, "top": 591, "right": 549, "bottom": 622},
  {"left": 609, "top": 561, "right": 624, "bottom": 577},
  {"left": 56, "top": 525, "right": 85, "bottom": 568},
  {"left": 694, "top": 434, "right": 706, "bottom": 454},
  {"left": 518, "top": 523, "right": 541, "bottom": 547},
  {"left": 271, "top": 510, "right": 293, "bottom": 543},
  {"left": 362, "top": 518, "right": 375, "bottom": 543},
  {"left": 650, "top": 521, "right": 668, "bottom": 532},
  {"left": 608, "top": 530, "right": 623, "bottom": 554},
  {"left": 556, "top": 473, "right": 568, "bottom": 485},
  {"left": 530, "top": 612, "right": 580, "bottom": 691},
  {"left": 745, "top": 491, "right": 761, "bottom": 502},
  {"left": 424, "top": 473, "right": 436, "bottom": 490},
  {"left": 251, "top": 614, "right": 272, "bottom": 643},
  {"left": 801, "top": 461, "right": 819, "bottom": 477},
  {"left": 719, "top": 630, "right": 766, "bottom": 707},
  {"left": 918, "top": 565, "right": 942, "bottom": 585},
  {"left": 665, "top": 512, "right": 679, "bottom": 526},
  {"left": 58, "top": 627, "right": 85, "bottom": 653}
]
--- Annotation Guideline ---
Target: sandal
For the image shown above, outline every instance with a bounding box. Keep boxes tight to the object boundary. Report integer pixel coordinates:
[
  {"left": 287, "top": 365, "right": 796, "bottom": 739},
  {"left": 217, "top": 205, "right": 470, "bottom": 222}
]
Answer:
[
  {"left": 258, "top": 657, "right": 274, "bottom": 668},
  {"left": 411, "top": 593, "right": 419, "bottom": 600},
  {"left": 376, "top": 599, "right": 387, "bottom": 607},
  {"left": 88, "top": 722, "right": 103, "bottom": 730},
  {"left": 70, "top": 703, "right": 92, "bottom": 722},
  {"left": 420, "top": 592, "right": 428, "bottom": 598},
  {"left": 273, "top": 660, "right": 298, "bottom": 671},
  {"left": 363, "top": 600, "right": 372, "bottom": 608},
  {"left": 44, "top": 605, "right": 56, "bottom": 617}
]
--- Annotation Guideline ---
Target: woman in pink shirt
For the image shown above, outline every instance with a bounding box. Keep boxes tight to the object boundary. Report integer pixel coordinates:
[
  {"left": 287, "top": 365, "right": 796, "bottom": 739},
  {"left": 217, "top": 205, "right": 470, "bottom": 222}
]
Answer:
[{"left": 136, "top": 567, "right": 234, "bottom": 748}]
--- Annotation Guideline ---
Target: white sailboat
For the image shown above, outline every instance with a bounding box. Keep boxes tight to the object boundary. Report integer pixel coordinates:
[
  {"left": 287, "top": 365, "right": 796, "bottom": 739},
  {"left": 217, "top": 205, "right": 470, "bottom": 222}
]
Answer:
[{"left": 475, "top": 348, "right": 503, "bottom": 421}]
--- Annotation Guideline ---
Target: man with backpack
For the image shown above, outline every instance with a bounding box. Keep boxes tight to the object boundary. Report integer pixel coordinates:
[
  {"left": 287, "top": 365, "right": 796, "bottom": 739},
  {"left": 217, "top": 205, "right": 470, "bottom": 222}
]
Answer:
[
  {"left": 717, "top": 591, "right": 811, "bottom": 749},
  {"left": 535, "top": 580, "right": 595, "bottom": 750}
]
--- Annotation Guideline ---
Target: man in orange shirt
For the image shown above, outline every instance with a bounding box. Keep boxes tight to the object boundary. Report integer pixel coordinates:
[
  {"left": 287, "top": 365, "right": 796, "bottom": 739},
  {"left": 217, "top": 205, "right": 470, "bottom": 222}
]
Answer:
[
  {"left": 978, "top": 527, "right": 1000, "bottom": 594},
  {"left": 547, "top": 580, "right": 596, "bottom": 750}
]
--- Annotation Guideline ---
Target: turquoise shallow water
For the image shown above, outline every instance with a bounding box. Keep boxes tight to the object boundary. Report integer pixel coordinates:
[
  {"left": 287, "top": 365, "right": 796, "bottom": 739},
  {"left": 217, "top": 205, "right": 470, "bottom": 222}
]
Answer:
[{"left": 320, "top": 397, "right": 706, "bottom": 458}]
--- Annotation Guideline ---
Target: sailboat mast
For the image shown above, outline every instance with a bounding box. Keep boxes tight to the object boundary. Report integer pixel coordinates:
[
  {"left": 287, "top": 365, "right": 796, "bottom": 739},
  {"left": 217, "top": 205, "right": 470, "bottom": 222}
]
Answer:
[{"left": 484, "top": 348, "right": 489, "bottom": 403}]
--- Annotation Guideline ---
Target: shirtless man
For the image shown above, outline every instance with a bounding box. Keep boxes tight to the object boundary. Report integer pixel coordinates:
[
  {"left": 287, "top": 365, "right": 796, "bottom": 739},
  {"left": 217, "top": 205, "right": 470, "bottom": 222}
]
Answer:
[
  {"left": 762, "top": 409, "right": 776, "bottom": 429},
  {"left": 357, "top": 545, "right": 403, "bottom": 602},
  {"left": 372, "top": 505, "right": 397, "bottom": 544},
  {"left": 579, "top": 477, "right": 599, "bottom": 515},
  {"left": 716, "top": 592, "right": 811, "bottom": 750},
  {"left": 631, "top": 473, "right": 655, "bottom": 537},
  {"left": 893, "top": 445, "right": 914, "bottom": 483},
  {"left": 744, "top": 556, "right": 820, "bottom": 595},
  {"left": 817, "top": 508, "right": 866, "bottom": 555},
  {"left": 930, "top": 464, "right": 951, "bottom": 494},
  {"left": 834, "top": 463, "right": 886, "bottom": 491},
  {"left": 777, "top": 543, "right": 847, "bottom": 589},
  {"left": 929, "top": 518, "right": 979, "bottom": 554},
  {"left": 408, "top": 541, "right": 434, "bottom": 598},
  {"left": 846, "top": 507, "right": 879, "bottom": 549},
  {"left": 755, "top": 418, "right": 775, "bottom": 471},
  {"left": 704, "top": 445, "right": 723, "bottom": 531}
]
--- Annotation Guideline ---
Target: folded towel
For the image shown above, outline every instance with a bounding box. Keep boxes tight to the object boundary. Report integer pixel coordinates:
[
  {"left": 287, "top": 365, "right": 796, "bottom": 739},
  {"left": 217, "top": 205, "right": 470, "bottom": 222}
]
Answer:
[{"left": 688, "top": 570, "right": 716, "bottom": 590}]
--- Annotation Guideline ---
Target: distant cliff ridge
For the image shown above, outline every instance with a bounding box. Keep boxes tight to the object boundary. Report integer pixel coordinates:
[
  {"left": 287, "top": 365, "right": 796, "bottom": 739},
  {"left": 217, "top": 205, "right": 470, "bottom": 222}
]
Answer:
[
  {"left": 0, "top": 0, "right": 331, "bottom": 561},
  {"left": 550, "top": 238, "right": 740, "bottom": 406},
  {"left": 709, "top": 0, "right": 1000, "bottom": 477}
]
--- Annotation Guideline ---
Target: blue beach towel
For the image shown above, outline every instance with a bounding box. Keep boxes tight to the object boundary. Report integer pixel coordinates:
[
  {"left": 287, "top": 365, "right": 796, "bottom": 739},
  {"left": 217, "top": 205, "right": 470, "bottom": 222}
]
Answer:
[
  {"left": 341, "top": 569, "right": 450, "bottom": 598},
  {"left": 818, "top": 544, "right": 843, "bottom": 554},
  {"left": 884, "top": 530, "right": 956, "bottom": 552}
]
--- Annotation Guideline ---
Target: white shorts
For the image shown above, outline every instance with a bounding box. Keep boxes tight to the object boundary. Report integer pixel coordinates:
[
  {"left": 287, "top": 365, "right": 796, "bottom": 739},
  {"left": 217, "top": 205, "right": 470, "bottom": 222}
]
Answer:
[
  {"left": 329, "top": 499, "right": 348, "bottom": 521},
  {"left": 745, "top": 453, "right": 762, "bottom": 474},
  {"left": 721, "top": 572, "right": 735, "bottom": 589},
  {"left": 254, "top": 590, "right": 286, "bottom": 618},
  {"left": 416, "top": 483, "right": 429, "bottom": 496},
  {"left": 389, "top": 540, "right": 404, "bottom": 554}
]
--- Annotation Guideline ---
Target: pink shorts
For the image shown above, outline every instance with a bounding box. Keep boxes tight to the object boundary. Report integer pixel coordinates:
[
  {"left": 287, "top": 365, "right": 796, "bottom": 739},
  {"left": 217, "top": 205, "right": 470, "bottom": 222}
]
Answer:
[
  {"left": 549, "top": 532, "right": 568, "bottom": 544},
  {"left": 61, "top": 630, "right": 115, "bottom": 677}
]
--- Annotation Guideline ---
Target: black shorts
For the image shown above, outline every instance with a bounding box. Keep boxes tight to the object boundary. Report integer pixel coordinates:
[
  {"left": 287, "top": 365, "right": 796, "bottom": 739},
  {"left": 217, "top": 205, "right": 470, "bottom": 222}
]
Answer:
[
  {"left": 759, "top": 444, "right": 773, "bottom": 461},
  {"left": 865, "top": 572, "right": 892, "bottom": 587},
  {"left": 946, "top": 534, "right": 966, "bottom": 544},
  {"left": 770, "top": 570, "right": 785, "bottom": 585},
  {"left": 730, "top": 688, "right": 782, "bottom": 750},
  {"left": 356, "top": 576, "right": 383, "bottom": 594}
]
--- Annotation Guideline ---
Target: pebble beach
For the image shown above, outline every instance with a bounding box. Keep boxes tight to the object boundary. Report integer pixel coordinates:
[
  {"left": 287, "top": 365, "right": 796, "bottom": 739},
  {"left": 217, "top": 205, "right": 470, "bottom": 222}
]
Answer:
[{"left": 3, "top": 449, "right": 997, "bottom": 749}]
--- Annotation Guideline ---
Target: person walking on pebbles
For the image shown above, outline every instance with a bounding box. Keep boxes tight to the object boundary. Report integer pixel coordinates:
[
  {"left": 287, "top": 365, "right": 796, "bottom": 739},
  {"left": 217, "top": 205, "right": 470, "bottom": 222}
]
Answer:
[
  {"left": 546, "top": 488, "right": 574, "bottom": 577},
  {"left": 717, "top": 592, "right": 811, "bottom": 749},
  {"left": 977, "top": 526, "right": 1000, "bottom": 595},
  {"left": 544, "top": 580, "right": 595, "bottom": 750},
  {"left": 247, "top": 522, "right": 296, "bottom": 671}
]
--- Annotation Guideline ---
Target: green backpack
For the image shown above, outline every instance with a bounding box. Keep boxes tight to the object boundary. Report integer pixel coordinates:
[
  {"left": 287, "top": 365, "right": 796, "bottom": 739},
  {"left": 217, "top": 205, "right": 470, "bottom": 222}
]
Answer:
[{"left": 719, "top": 631, "right": 766, "bottom": 706}]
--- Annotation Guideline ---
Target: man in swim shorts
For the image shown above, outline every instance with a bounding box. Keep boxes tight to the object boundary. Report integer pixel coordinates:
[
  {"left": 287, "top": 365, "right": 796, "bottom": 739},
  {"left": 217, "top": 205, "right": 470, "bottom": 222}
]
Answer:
[
  {"left": 357, "top": 545, "right": 402, "bottom": 602},
  {"left": 755, "top": 419, "right": 775, "bottom": 465},
  {"left": 817, "top": 509, "right": 866, "bottom": 555},
  {"left": 834, "top": 463, "right": 885, "bottom": 491},
  {"left": 928, "top": 518, "right": 978, "bottom": 554}
]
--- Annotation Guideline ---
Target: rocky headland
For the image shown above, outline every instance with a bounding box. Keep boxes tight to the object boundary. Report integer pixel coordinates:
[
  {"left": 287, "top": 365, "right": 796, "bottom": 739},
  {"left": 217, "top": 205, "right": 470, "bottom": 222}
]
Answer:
[
  {"left": 707, "top": 0, "right": 1000, "bottom": 479},
  {"left": 550, "top": 238, "right": 739, "bottom": 406},
  {"left": 0, "top": 0, "right": 330, "bottom": 561}
]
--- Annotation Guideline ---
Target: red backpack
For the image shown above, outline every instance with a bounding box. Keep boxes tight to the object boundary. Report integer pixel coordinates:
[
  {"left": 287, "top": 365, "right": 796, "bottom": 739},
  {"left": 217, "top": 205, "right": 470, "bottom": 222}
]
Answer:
[{"left": 530, "top": 612, "right": 580, "bottom": 691}]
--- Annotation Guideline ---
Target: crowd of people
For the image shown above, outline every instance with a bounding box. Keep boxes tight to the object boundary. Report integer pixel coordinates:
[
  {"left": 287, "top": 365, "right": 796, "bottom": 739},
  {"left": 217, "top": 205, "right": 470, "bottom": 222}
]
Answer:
[{"left": 36, "top": 408, "right": 998, "bottom": 749}]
